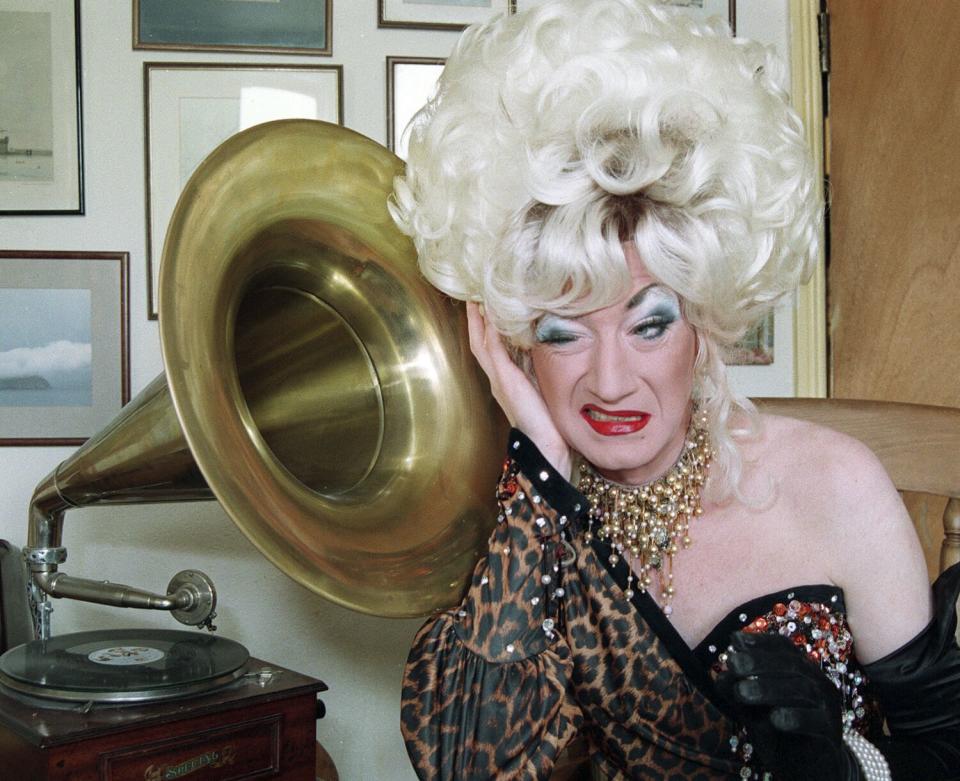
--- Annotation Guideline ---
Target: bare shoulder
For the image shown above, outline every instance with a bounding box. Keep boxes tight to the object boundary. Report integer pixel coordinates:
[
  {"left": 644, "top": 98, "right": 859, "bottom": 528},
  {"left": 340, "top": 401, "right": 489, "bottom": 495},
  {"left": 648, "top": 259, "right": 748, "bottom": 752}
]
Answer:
[
  {"left": 744, "top": 412, "right": 931, "bottom": 661},
  {"left": 742, "top": 413, "right": 895, "bottom": 508}
]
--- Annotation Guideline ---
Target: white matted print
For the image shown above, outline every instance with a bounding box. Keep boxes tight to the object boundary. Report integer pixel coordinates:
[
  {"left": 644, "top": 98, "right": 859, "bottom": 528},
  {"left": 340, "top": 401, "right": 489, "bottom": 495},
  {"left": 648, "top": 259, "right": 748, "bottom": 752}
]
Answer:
[
  {"left": 0, "top": 0, "right": 83, "bottom": 214},
  {"left": 387, "top": 58, "right": 445, "bottom": 160},
  {"left": 727, "top": 299, "right": 795, "bottom": 398},
  {"left": 658, "top": 0, "right": 735, "bottom": 34},
  {"left": 379, "top": 0, "right": 515, "bottom": 30},
  {"left": 144, "top": 63, "right": 342, "bottom": 318}
]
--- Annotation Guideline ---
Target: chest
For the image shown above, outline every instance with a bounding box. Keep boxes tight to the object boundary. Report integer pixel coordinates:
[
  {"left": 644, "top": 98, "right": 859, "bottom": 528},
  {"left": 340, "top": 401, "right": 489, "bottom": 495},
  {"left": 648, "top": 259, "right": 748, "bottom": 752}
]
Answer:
[{"left": 632, "top": 501, "right": 836, "bottom": 648}]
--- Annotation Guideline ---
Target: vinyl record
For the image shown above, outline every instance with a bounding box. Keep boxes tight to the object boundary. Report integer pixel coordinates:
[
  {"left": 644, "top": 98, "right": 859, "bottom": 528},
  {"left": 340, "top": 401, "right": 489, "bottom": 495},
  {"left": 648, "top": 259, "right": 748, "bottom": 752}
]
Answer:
[{"left": 0, "top": 629, "right": 248, "bottom": 703}]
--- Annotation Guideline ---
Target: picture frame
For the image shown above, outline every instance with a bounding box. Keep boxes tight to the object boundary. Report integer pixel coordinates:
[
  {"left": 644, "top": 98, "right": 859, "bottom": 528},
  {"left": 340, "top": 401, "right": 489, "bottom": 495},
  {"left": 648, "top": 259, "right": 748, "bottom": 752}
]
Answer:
[
  {"left": 659, "top": 0, "right": 736, "bottom": 35},
  {"left": 379, "top": 0, "right": 516, "bottom": 31},
  {"left": 0, "top": 251, "right": 130, "bottom": 446},
  {"left": 727, "top": 301, "right": 795, "bottom": 398},
  {"left": 144, "top": 62, "right": 343, "bottom": 319},
  {"left": 727, "top": 312, "right": 775, "bottom": 366},
  {"left": 134, "top": 0, "right": 332, "bottom": 56},
  {"left": 387, "top": 57, "right": 445, "bottom": 159},
  {"left": 0, "top": 0, "right": 83, "bottom": 214}
]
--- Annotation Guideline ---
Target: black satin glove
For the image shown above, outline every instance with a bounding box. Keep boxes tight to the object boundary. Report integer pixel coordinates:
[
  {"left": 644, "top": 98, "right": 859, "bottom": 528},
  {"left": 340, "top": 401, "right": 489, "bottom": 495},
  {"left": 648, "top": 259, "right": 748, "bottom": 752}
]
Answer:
[{"left": 716, "top": 632, "right": 863, "bottom": 781}]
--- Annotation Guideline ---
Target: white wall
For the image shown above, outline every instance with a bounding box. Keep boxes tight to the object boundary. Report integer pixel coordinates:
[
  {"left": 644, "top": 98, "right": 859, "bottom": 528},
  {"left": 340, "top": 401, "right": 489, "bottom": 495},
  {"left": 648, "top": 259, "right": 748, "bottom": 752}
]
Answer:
[{"left": 0, "top": 2, "right": 789, "bottom": 779}]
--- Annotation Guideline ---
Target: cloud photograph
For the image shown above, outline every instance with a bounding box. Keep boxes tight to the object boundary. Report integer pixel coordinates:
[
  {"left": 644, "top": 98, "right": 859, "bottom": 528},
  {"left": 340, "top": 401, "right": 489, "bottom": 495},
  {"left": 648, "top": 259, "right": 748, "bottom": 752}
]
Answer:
[{"left": 0, "top": 288, "right": 92, "bottom": 406}]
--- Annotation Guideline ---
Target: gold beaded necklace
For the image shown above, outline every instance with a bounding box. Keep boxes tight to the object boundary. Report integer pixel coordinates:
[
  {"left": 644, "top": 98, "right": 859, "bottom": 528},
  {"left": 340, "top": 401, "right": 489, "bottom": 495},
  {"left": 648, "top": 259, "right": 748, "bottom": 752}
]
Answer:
[{"left": 576, "top": 413, "right": 712, "bottom": 617}]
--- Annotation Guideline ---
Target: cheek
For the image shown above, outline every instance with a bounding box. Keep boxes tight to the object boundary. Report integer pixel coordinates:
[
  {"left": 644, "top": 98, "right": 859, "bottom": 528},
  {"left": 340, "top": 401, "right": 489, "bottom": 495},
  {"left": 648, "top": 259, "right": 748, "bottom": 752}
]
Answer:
[
  {"left": 665, "top": 328, "right": 698, "bottom": 393},
  {"left": 629, "top": 328, "right": 697, "bottom": 396},
  {"left": 530, "top": 349, "right": 580, "bottom": 409}
]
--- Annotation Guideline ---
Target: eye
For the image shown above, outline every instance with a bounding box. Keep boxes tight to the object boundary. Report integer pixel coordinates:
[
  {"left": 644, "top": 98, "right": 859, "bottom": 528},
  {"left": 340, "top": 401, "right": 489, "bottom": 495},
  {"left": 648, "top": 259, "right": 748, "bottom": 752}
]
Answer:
[
  {"left": 534, "top": 317, "right": 585, "bottom": 346},
  {"left": 631, "top": 316, "right": 671, "bottom": 341},
  {"left": 535, "top": 329, "right": 581, "bottom": 346}
]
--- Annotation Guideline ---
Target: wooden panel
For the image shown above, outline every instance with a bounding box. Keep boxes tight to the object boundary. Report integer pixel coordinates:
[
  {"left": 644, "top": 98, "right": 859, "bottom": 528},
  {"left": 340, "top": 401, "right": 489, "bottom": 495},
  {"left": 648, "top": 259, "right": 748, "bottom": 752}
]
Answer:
[
  {"left": 828, "top": 0, "right": 960, "bottom": 405},
  {"left": 99, "top": 714, "right": 282, "bottom": 780},
  {"left": 904, "top": 492, "right": 949, "bottom": 581}
]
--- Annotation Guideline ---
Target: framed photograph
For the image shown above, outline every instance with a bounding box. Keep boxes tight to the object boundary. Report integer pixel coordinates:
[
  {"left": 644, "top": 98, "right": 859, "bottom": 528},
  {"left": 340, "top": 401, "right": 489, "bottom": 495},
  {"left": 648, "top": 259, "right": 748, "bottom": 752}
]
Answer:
[
  {"left": 0, "top": 252, "right": 130, "bottom": 446},
  {"left": 144, "top": 62, "right": 342, "bottom": 319},
  {"left": 134, "top": 0, "right": 332, "bottom": 56},
  {"left": 0, "top": 0, "right": 83, "bottom": 214},
  {"left": 379, "top": 0, "right": 515, "bottom": 31},
  {"left": 387, "top": 57, "right": 445, "bottom": 159},
  {"left": 659, "top": 0, "right": 736, "bottom": 35}
]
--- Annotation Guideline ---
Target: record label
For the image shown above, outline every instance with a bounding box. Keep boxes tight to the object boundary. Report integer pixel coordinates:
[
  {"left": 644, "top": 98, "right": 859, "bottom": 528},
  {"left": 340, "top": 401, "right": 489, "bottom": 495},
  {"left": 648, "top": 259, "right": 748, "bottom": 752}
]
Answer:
[{"left": 87, "top": 646, "right": 165, "bottom": 666}]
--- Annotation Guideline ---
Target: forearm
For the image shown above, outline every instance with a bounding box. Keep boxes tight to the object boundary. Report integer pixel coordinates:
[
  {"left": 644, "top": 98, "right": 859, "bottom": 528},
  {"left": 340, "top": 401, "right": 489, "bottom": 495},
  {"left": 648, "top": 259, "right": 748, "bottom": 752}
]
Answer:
[
  {"left": 455, "top": 428, "right": 586, "bottom": 661},
  {"left": 400, "top": 429, "right": 586, "bottom": 780}
]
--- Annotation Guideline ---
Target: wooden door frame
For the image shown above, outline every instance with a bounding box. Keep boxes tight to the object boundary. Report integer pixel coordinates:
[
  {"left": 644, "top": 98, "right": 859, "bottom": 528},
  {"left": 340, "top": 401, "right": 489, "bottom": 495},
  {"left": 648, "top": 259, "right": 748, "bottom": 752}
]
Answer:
[{"left": 788, "top": 0, "right": 828, "bottom": 397}]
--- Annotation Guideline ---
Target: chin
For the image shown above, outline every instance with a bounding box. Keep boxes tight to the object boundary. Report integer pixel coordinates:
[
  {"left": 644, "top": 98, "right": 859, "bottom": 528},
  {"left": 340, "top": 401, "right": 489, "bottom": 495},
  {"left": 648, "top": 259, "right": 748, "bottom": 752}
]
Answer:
[{"left": 576, "top": 440, "right": 653, "bottom": 476}]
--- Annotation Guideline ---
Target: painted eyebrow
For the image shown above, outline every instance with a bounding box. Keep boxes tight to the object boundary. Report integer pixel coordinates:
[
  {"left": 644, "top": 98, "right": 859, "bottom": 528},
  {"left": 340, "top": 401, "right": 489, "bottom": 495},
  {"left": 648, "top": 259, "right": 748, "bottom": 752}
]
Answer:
[{"left": 625, "top": 284, "right": 670, "bottom": 311}]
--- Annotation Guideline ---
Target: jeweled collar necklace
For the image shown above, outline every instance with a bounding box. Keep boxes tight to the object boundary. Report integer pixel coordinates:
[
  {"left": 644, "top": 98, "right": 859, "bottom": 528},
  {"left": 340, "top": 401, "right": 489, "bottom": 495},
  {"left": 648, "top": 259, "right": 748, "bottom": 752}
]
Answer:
[{"left": 576, "top": 413, "right": 712, "bottom": 617}]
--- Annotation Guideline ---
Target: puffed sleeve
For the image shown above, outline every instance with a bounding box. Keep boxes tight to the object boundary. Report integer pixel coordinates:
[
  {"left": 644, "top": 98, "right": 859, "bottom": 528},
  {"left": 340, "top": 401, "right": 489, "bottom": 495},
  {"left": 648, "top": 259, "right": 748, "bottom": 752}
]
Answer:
[
  {"left": 401, "top": 429, "right": 586, "bottom": 780},
  {"left": 864, "top": 561, "right": 960, "bottom": 778}
]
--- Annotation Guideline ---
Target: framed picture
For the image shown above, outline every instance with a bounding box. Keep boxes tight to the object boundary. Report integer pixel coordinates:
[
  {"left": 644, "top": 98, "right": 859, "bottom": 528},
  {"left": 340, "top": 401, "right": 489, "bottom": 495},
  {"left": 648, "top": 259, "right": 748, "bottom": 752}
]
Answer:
[
  {"left": 659, "top": 0, "right": 736, "bottom": 34},
  {"left": 387, "top": 57, "right": 445, "bottom": 159},
  {"left": 0, "top": 251, "right": 129, "bottom": 446},
  {"left": 144, "top": 62, "right": 343, "bottom": 319},
  {"left": 134, "top": 0, "right": 332, "bottom": 56},
  {"left": 0, "top": 0, "right": 83, "bottom": 214},
  {"left": 727, "top": 312, "right": 774, "bottom": 366},
  {"left": 727, "top": 303, "right": 795, "bottom": 397},
  {"left": 379, "top": 0, "right": 515, "bottom": 31}
]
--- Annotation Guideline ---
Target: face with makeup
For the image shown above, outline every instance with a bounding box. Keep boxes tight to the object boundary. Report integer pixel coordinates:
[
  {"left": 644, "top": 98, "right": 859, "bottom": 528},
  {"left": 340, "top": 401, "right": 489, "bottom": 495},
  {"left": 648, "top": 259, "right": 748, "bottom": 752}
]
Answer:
[{"left": 529, "top": 243, "right": 698, "bottom": 484}]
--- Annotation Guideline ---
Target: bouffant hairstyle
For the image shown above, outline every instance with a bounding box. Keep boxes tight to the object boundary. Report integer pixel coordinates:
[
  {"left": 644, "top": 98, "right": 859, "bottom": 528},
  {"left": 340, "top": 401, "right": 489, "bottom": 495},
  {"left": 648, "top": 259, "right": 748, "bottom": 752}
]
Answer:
[{"left": 390, "top": 0, "right": 822, "bottom": 498}]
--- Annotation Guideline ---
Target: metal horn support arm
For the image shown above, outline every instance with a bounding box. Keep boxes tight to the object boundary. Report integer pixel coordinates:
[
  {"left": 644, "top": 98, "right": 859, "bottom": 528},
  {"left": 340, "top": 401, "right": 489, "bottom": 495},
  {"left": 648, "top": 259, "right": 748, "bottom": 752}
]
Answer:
[
  {"left": 24, "top": 457, "right": 217, "bottom": 641},
  {"left": 33, "top": 571, "right": 192, "bottom": 611}
]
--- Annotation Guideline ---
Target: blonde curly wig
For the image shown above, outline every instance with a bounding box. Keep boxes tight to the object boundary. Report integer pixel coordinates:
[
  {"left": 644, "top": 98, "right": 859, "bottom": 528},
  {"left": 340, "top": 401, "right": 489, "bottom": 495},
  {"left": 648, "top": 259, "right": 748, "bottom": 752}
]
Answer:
[{"left": 389, "top": 0, "right": 822, "bottom": 498}]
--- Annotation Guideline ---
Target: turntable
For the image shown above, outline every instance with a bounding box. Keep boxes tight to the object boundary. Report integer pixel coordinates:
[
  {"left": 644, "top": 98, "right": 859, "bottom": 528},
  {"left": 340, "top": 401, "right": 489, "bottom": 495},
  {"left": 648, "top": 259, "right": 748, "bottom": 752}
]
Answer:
[
  {"left": 0, "top": 629, "right": 249, "bottom": 703},
  {"left": 0, "top": 547, "right": 328, "bottom": 781},
  {"left": 0, "top": 633, "right": 326, "bottom": 781}
]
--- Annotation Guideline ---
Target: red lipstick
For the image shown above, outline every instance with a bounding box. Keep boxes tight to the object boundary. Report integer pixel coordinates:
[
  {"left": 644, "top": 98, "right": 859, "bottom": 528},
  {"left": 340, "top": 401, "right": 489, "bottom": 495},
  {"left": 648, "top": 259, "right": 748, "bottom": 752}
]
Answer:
[{"left": 581, "top": 404, "right": 650, "bottom": 436}]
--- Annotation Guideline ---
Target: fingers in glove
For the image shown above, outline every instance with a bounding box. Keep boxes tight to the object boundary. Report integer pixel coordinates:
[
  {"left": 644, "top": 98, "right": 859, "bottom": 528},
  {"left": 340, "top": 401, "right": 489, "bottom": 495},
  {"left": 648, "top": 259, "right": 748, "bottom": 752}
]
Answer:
[
  {"left": 727, "top": 642, "right": 811, "bottom": 678},
  {"left": 730, "top": 630, "right": 804, "bottom": 657},
  {"left": 769, "top": 703, "right": 838, "bottom": 737},
  {"left": 732, "top": 673, "right": 825, "bottom": 710}
]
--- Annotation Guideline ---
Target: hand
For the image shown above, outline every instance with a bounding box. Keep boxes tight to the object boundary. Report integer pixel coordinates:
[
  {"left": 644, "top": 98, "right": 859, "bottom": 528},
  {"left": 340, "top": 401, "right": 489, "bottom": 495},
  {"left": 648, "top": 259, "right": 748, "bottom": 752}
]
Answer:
[
  {"left": 716, "top": 632, "right": 861, "bottom": 780},
  {"left": 466, "top": 302, "right": 572, "bottom": 479}
]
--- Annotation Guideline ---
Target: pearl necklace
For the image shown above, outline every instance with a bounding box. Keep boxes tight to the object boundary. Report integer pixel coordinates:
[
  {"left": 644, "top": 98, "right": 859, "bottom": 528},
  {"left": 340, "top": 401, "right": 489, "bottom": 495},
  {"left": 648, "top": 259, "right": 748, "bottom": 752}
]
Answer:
[{"left": 576, "top": 414, "right": 712, "bottom": 616}]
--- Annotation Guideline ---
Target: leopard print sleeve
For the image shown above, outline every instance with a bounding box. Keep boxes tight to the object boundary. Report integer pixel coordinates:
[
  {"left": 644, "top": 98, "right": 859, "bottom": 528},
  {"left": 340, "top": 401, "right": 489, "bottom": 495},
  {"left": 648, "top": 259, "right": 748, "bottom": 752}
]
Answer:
[{"left": 401, "top": 429, "right": 586, "bottom": 780}]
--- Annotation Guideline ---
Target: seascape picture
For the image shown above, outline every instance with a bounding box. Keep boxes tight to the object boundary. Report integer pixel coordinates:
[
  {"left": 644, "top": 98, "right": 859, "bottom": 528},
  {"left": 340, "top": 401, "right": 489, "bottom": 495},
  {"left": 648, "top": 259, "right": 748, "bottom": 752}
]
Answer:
[
  {"left": 0, "top": 10, "right": 54, "bottom": 183},
  {"left": 0, "top": 288, "right": 92, "bottom": 407}
]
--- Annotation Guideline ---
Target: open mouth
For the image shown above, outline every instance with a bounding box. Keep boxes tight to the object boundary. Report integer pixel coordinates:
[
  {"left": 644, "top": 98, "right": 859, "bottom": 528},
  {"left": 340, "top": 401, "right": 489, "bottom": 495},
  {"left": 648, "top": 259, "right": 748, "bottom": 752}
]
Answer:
[{"left": 580, "top": 405, "right": 650, "bottom": 436}]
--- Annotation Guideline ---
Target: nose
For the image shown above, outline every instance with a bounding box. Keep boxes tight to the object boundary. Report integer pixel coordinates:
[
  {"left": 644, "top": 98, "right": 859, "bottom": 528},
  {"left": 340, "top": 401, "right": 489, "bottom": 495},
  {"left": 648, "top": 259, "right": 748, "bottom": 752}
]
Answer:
[{"left": 589, "top": 335, "right": 634, "bottom": 402}]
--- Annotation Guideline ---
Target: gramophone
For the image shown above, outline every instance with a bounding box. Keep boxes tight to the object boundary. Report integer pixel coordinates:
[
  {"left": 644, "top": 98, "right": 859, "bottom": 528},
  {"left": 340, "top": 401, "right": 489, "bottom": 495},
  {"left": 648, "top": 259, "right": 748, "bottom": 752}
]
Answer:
[{"left": 0, "top": 120, "right": 506, "bottom": 777}]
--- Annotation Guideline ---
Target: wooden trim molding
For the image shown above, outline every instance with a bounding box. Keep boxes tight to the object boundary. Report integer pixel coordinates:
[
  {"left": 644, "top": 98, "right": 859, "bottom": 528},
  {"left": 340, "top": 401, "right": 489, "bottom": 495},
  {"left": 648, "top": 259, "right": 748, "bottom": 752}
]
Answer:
[{"left": 789, "top": 0, "right": 828, "bottom": 397}]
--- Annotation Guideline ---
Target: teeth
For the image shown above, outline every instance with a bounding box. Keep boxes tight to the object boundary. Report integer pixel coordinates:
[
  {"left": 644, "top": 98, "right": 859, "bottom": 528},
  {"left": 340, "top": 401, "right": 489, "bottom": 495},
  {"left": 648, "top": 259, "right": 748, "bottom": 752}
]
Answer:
[{"left": 587, "top": 410, "right": 645, "bottom": 422}]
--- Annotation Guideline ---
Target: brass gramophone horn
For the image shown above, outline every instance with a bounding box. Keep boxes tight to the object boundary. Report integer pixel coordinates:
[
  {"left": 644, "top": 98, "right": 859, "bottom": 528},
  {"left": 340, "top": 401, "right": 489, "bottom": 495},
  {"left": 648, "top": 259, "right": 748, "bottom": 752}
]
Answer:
[{"left": 24, "top": 120, "right": 507, "bottom": 631}]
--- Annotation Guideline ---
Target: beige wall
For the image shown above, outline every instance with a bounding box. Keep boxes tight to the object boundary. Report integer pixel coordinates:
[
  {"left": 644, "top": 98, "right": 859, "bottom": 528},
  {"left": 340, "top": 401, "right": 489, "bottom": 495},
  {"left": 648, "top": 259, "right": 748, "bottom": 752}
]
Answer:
[{"left": 0, "top": 2, "right": 789, "bottom": 778}]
